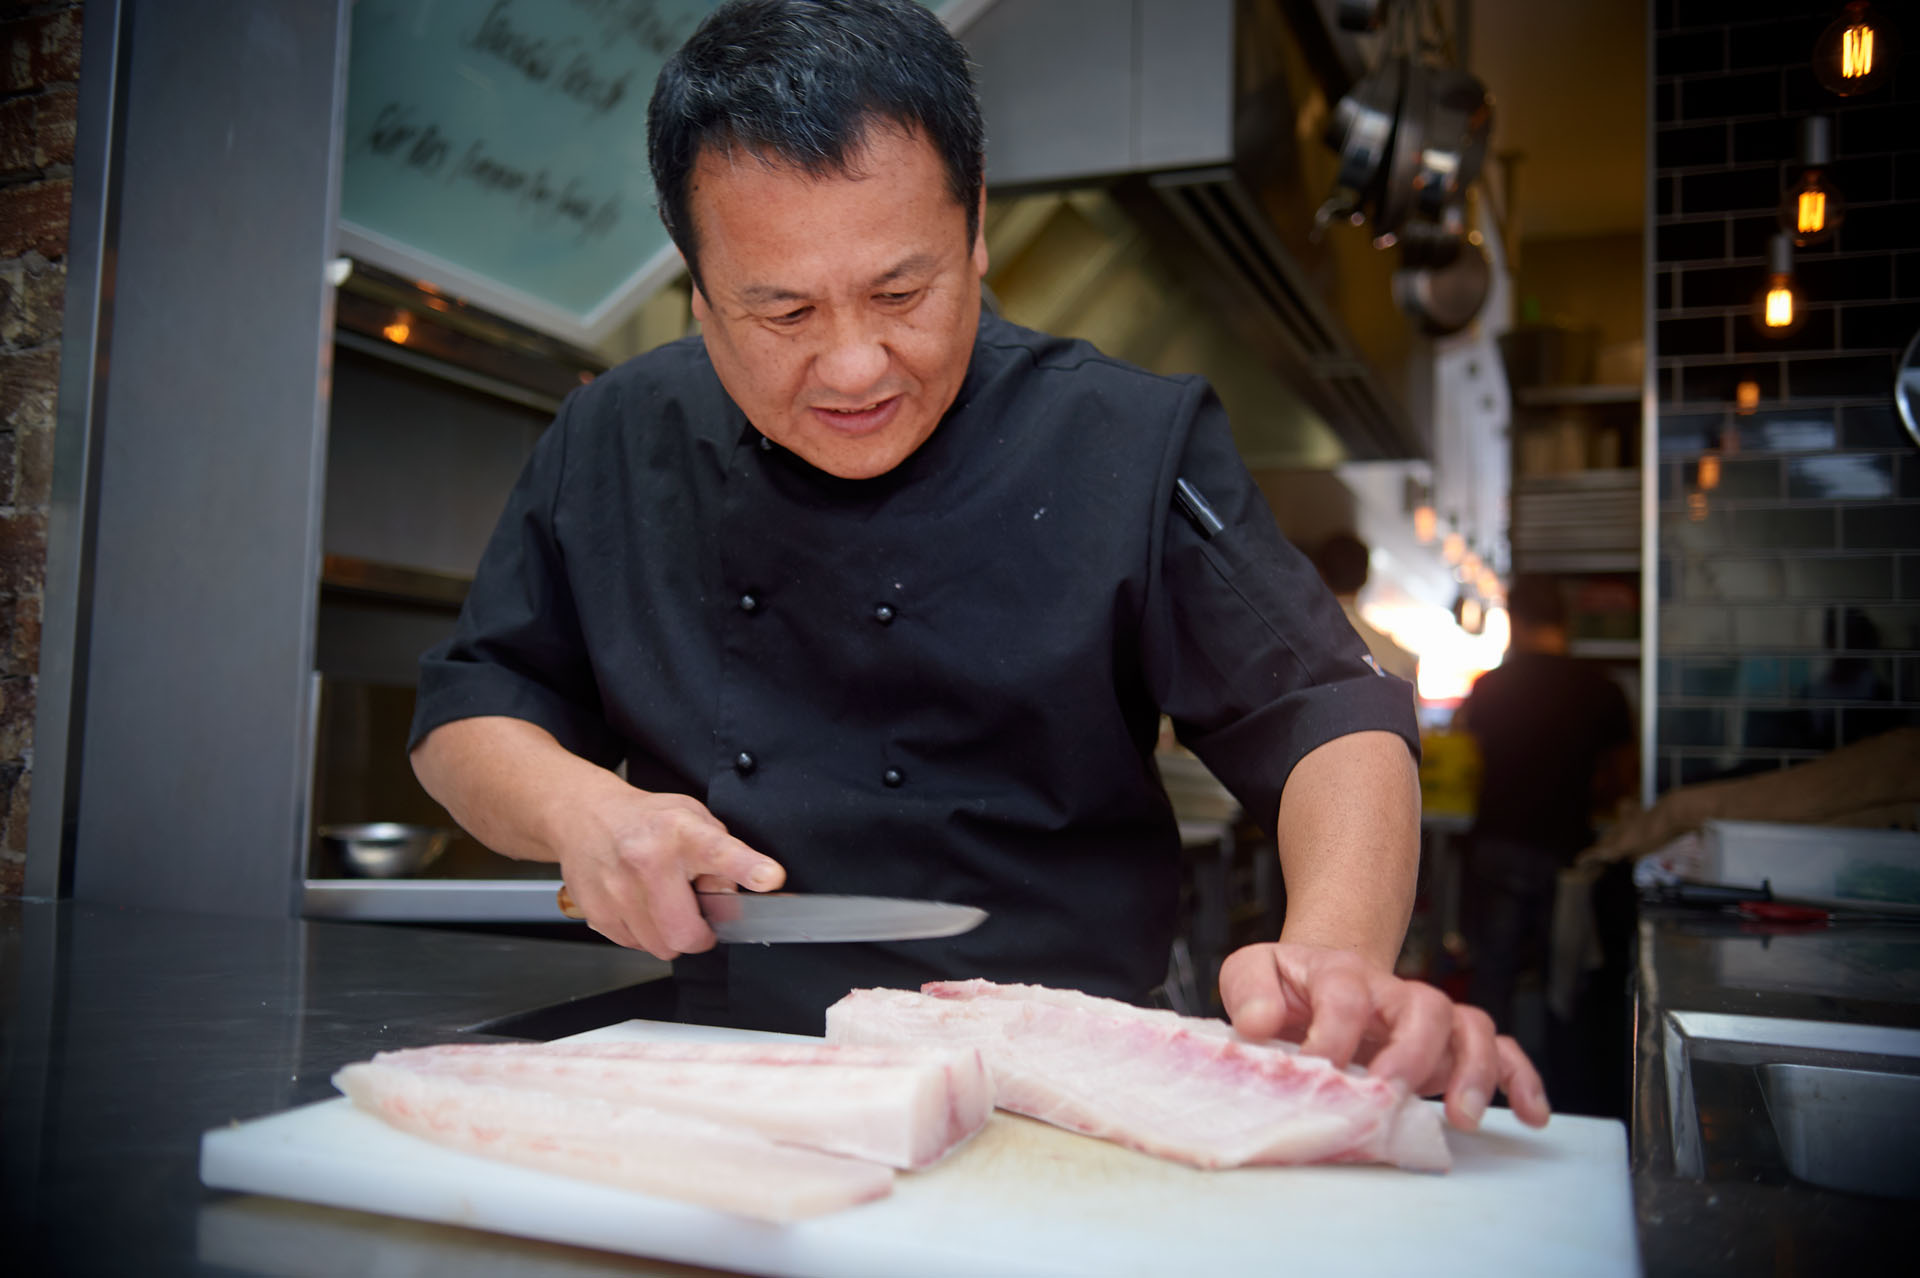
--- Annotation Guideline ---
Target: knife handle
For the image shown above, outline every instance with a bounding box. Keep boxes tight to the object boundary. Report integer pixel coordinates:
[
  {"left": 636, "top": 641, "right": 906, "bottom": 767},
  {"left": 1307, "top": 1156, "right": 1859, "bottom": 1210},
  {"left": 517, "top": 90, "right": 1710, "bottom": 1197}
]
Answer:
[{"left": 556, "top": 885, "right": 585, "bottom": 919}]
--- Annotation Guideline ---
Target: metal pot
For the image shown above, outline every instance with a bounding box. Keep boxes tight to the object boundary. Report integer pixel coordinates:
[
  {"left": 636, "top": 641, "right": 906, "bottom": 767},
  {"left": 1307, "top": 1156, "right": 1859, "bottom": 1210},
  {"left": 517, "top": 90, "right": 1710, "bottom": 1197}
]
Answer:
[
  {"left": 1394, "top": 236, "right": 1491, "bottom": 336},
  {"left": 318, "top": 822, "right": 455, "bottom": 879}
]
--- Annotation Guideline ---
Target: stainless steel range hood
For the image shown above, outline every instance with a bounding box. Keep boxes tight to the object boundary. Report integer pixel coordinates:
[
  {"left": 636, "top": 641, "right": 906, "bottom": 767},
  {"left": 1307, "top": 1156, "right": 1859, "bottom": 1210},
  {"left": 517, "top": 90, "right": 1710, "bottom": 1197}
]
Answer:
[{"left": 966, "top": 0, "right": 1426, "bottom": 462}]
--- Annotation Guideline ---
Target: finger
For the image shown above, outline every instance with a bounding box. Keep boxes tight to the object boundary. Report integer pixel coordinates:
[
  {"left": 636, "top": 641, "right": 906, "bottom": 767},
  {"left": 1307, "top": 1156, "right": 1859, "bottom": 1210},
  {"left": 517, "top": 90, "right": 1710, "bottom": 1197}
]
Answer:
[
  {"left": 690, "top": 827, "right": 784, "bottom": 893},
  {"left": 568, "top": 881, "right": 654, "bottom": 955},
  {"left": 1362, "top": 981, "right": 1455, "bottom": 1092},
  {"left": 1438, "top": 1003, "right": 1500, "bottom": 1130},
  {"left": 597, "top": 878, "right": 681, "bottom": 959},
  {"left": 1496, "top": 1035, "right": 1553, "bottom": 1127},
  {"left": 631, "top": 861, "right": 714, "bottom": 956},
  {"left": 1219, "top": 948, "right": 1288, "bottom": 1041},
  {"left": 1296, "top": 964, "right": 1374, "bottom": 1069}
]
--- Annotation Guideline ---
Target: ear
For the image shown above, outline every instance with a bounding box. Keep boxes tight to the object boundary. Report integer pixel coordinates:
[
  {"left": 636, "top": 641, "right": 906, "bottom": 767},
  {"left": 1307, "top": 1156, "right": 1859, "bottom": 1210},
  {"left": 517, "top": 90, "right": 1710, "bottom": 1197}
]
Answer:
[
  {"left": 971, "top": 185, "right": 990, "bottom": 278},
  {"left": 690, "top": 279, "right": 711, "bottom": 325}
]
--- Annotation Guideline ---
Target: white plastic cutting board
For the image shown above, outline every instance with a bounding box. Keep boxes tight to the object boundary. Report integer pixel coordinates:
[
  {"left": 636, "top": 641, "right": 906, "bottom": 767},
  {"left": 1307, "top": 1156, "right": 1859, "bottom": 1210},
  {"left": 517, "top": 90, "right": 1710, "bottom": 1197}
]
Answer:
[{"left": 200, "top": 1020, "right": 1640, "bottom": 1277}]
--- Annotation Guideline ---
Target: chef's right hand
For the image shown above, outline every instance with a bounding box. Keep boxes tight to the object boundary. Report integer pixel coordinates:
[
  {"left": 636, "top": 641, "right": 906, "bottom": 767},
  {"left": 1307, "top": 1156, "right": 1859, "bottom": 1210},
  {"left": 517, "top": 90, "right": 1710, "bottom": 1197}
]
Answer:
[{"left": 558, "top": 788, "right": 785, "bottom": 959}]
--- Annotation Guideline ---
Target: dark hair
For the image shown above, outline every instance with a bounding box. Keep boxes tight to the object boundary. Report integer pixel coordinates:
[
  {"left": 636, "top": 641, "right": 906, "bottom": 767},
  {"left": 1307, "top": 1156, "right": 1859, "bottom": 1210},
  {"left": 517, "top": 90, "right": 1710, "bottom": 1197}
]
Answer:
[
  {"left": 647, "top": 0, "right": 985, "bottom": 290},
  {"left": 1506, "top": 575, "right": 1567, "bottom": 630},
  {"left": 1312, "top": 533, "right": 1372, "bottom": 596}
]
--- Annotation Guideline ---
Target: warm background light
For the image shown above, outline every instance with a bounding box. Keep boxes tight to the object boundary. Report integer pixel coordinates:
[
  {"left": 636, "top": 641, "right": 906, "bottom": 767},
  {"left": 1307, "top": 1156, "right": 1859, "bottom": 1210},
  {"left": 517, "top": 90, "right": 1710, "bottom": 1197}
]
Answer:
[
  {"left": 1414, "top": 505, "right": 1438, "bottom": 543},
  {"left": 1843, "top": 22, "right": 1874, "bottom": 77},
  {"left": 1782, "top": 117, "right": 1843, "bottom": 246},
  {"left": 1765, "top": 286, "right": 1794, "bottom": 328},
  {"left": 1362, "top": 602, "right": 1509, "bottom": 704},
  {"left": 1797, "top": 188, "right": 1826, "bottom": 233},
  {"left": 1442, "top": 531, "right": 1465, "bottom": 564},
  {"left": 382, "top": 312, "right": 413, "bottom": 344},
  {"left": 1814, "top": 2, "right": 1896, "bottom": 95},
  {"left": 1736, "top": 379, "right": 1760, "bottom": 413}
]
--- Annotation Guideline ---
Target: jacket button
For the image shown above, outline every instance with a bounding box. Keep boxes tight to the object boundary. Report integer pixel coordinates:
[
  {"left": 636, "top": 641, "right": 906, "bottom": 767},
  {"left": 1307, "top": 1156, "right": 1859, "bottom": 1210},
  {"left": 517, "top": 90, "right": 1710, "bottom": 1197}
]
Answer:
[
  {"left": 882, "top": 767, "right": 904, "bottom": 788},
  {"left": 873, "top": 603, "right": 895, "bottom": 624},
  {"left": 734, "top": 751, "right": 757, "bottom": 775},
  {"left": 758, "top": 434, "right": 774, "bottom": 452},
  {"left": 739, "top": 593, "right": 759, "bottom": 613}
]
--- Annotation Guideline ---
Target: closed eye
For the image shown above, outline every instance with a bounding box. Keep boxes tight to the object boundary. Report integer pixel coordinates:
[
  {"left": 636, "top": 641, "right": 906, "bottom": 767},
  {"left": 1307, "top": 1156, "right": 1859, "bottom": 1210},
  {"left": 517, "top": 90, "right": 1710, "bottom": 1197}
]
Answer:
[{"left": 768, "top": 305, "right": 812, "bottom": 326}]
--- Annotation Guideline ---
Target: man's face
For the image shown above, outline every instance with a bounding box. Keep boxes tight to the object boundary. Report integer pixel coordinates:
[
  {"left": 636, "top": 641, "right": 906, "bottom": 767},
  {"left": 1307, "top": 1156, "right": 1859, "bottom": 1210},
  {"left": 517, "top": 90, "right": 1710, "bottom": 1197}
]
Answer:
[{"left": 686, "top": 125, "right": 988, "bottom": 480}]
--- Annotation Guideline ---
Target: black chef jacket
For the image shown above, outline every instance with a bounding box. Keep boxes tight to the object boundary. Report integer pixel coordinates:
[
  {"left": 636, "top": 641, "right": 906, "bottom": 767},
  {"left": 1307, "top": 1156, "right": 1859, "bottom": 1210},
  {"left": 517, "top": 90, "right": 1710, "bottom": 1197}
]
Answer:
[{"left": 411, "top": 311, "right": 1418, "bottom": 1034}]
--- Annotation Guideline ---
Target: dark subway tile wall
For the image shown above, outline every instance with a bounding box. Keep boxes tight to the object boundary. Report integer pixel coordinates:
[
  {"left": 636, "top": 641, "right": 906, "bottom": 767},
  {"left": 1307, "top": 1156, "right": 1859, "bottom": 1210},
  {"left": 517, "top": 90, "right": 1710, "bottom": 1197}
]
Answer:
[
  {"left": 1785, "top": 353, "right": 1899, "bottom": 397},
  {"left": 1679, "top": 165, "right": 1787, "bottom": 215},
  {"left": 1653, "top": 4, "right": 1920, "bottom": 792},
  {"left": 1731, "top": 305, "right": 1836, "bottom": 353},
  {"left": 1844, "top": 403, "right": 1911, "bottom": 448}
]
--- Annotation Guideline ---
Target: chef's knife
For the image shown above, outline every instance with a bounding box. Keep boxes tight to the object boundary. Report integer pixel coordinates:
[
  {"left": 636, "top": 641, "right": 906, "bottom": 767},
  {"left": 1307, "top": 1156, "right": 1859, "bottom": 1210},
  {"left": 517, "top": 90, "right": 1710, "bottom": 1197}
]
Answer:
[{"left": 555, "top": 885, "right": 986, "bottom": 943}]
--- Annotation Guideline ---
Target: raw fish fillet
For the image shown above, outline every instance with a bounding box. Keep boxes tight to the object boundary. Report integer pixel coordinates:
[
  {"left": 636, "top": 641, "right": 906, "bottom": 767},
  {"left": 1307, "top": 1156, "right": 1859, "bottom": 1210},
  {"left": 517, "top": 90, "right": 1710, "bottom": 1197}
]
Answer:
[
  {"left": 363, "top": 1040, "right": 991, "bottom": 1169},
  {"left": 334, "top": 1061, "right": 892, "bottom": 1223},
  {"left": 825, "top": 979, "right": 1451, "bottom": 1173}
]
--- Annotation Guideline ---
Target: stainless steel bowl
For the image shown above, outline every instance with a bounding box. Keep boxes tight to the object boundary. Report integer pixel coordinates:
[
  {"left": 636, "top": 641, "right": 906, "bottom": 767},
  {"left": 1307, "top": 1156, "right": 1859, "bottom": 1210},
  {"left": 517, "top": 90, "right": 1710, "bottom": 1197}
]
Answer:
[{"left": 318, "top": 823, "right": 455, "bottom": 879}]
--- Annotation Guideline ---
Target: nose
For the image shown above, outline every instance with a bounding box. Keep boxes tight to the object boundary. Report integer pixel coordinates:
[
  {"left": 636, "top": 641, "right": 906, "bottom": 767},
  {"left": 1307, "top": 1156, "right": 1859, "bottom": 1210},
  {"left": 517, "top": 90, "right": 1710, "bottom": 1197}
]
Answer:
[{"left": 811, "top": 310, "right": 890, "bottom": 399}]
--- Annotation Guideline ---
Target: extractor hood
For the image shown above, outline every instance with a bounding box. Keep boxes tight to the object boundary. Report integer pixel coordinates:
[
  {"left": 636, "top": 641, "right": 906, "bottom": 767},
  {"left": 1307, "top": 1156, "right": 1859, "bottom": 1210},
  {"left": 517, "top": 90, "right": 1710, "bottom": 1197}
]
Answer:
[{"left": 965, "top": 0, "right": 1428, "bottom": 461}]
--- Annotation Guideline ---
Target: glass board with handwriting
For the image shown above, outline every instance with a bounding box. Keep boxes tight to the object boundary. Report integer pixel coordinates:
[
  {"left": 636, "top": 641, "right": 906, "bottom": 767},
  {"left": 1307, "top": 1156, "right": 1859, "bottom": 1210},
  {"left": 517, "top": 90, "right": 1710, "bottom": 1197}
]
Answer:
[
  {"left": 338, "top": 0, "right": 721, "bottom": 345},
  {"left": 337, "top": 0, "right": 983, "bottom": 348}
]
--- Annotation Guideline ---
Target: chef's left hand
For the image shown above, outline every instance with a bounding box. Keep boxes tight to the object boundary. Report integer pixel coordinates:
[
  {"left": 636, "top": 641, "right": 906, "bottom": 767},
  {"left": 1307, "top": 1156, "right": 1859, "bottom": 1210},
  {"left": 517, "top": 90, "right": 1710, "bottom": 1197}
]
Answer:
[{"left": 1218, "top": 941, "right": 1551, "bottom": 1131}]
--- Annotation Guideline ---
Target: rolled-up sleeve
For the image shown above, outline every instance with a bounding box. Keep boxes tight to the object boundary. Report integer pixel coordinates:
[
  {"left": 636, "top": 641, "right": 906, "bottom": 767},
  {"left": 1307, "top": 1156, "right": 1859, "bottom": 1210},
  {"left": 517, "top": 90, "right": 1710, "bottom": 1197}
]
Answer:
[
  {"left": 408, "top": 392, "right": 622, "bottom": 767},
  {"left": 1142, "top": 380, "right": 1419, "bottom": 832}
]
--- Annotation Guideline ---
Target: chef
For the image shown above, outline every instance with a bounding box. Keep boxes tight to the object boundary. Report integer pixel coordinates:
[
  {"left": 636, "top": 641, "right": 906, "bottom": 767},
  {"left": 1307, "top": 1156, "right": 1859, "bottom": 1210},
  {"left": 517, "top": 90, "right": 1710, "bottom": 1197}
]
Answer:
[{"left": 410, "top": 0, "right": 1547, "bottom": 1132}]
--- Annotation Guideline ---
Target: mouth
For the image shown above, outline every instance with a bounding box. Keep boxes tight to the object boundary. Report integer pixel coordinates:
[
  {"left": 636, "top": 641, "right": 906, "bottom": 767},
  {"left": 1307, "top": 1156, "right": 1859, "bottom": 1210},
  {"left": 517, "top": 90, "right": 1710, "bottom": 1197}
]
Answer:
[{"left": 809, "top": 395, "right": 902, "bottom": 436}]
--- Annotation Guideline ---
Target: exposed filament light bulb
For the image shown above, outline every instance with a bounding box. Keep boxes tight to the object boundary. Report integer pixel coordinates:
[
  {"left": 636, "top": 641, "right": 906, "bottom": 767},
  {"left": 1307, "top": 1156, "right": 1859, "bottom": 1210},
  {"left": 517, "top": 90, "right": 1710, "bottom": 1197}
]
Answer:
[
  {"left": 1843, "top": 19, "right": 1874, "bottom": 76},
  {"left": 1765, "top": 286, "right": 1795, "bottom": 329},
  {"left": 1780, "top": 116, "right": 1844, "bottom": 246},
  {"left": 1797, "top": 187, "right": 1827, "bottom": 234},
  {"left": 1761, "top": 234, "right": 1799, "bottom": 332},
  {"left": 1814, "top": 2, "right": 1897, "bottom": 96}
]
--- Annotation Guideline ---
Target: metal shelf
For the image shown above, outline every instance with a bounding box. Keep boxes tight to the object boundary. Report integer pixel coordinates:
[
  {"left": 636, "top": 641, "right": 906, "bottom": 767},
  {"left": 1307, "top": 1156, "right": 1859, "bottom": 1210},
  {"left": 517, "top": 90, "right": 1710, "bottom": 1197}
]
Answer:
[
  {"left": 320, "top": 554, "right": 472, "bottom": 609},
  {"left": 1512, "top": 550, "right": 1641, "bottom": 573},
  {"left": 1569, "top": 638, "right": 1642, "bottom": 660},
  {"left": 1514, "top": 384, "right": 1642, "bottom": 408}
]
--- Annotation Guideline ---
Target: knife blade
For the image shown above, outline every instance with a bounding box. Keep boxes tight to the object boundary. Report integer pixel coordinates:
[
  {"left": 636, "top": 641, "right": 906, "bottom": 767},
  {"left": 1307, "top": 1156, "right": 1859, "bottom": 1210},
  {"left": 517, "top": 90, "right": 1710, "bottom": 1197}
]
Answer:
[{"left": 554, "top": 885, "right": 986, "bottom": 943}]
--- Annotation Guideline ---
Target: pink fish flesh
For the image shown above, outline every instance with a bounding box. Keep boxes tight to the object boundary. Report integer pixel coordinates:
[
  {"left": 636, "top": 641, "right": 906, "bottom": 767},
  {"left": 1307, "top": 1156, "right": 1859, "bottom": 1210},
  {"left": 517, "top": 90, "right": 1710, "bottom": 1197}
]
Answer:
[
  {"left": 334, "top": 1061, "right": 893, "bottom": 1222},
  {"left": 824, "top": 979, "right": 1451, "bottom": 1173},
  {"left": 360, "top": 1039, "right": 991, "bottom": 1170}
]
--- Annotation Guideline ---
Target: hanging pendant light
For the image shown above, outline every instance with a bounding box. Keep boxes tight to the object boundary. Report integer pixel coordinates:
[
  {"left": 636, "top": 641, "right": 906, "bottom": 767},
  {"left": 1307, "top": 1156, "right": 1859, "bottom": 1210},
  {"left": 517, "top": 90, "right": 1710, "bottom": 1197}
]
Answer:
[
  {"left": 1780, "top": 116, "right": 1844, "bottom": 246},
  {"left": 1760, "top": 234, "right": 1800, "bottom": 334},
  {"left": 1813, "top": 2, "right": 1897, "bottom": 96}
]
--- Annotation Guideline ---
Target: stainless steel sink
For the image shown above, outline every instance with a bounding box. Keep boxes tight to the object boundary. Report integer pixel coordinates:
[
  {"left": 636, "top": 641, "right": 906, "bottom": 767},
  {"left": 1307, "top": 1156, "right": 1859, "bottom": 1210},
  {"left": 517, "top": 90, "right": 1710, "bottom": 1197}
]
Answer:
[
  {"left": 1664, "top": 1011, "right": 1920, "bottom": 1199},
  {"left": 1758, "top": 1063, "right": 1920, "bottom": 1198}
]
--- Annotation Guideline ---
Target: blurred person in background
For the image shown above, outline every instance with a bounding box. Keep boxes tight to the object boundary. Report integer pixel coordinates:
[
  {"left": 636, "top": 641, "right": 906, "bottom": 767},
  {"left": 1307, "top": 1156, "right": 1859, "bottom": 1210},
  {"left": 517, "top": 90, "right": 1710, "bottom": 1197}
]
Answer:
[
  {"left": 1312, "top": 533, "right": 1418, "bottom": 686},
  {"left": 1455, "top": 575, "right": 1635, "bottom": 1109}
]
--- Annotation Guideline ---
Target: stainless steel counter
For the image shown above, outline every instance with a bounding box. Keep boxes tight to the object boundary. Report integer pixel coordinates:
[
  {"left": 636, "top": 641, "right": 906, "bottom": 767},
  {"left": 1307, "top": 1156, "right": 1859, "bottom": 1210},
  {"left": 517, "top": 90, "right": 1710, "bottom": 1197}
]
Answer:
[
  {"left": 301, "top": 877, "right": 573, "bottom": 922},
  {"left": 0, "top": 900, "right": 686, "bottom": 1276},
  {"left": 1631, "top": 906, "right": 1920, "bottom": 1275}
]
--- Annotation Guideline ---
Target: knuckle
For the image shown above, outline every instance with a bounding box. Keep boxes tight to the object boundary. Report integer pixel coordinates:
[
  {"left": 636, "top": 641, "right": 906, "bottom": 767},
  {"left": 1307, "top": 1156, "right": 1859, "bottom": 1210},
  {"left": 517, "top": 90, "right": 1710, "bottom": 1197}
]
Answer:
[
  {"left": 1321, "top": 982, "right": 1370, "bottom": 1016},
  {"left": 1454, "top": 1003, "right": 1497, "bottom": 1037}
]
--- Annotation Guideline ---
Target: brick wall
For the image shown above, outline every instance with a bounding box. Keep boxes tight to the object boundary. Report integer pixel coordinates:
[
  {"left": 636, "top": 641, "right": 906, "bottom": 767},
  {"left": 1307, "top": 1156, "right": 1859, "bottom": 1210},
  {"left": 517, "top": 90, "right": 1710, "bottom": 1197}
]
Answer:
[
  {"left": 0, "top": 1, "right": 81, "bottom": 895},
  {"left": 1652, "top": 0, "right": 1920, "bottom": 791}
]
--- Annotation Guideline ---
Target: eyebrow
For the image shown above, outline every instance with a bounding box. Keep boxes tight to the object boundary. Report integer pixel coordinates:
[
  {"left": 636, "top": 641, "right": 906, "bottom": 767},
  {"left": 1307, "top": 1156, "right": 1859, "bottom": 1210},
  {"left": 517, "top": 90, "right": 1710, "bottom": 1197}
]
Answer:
[{"left": 736, "top": 252, "right": 943, "bottom": 307}]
